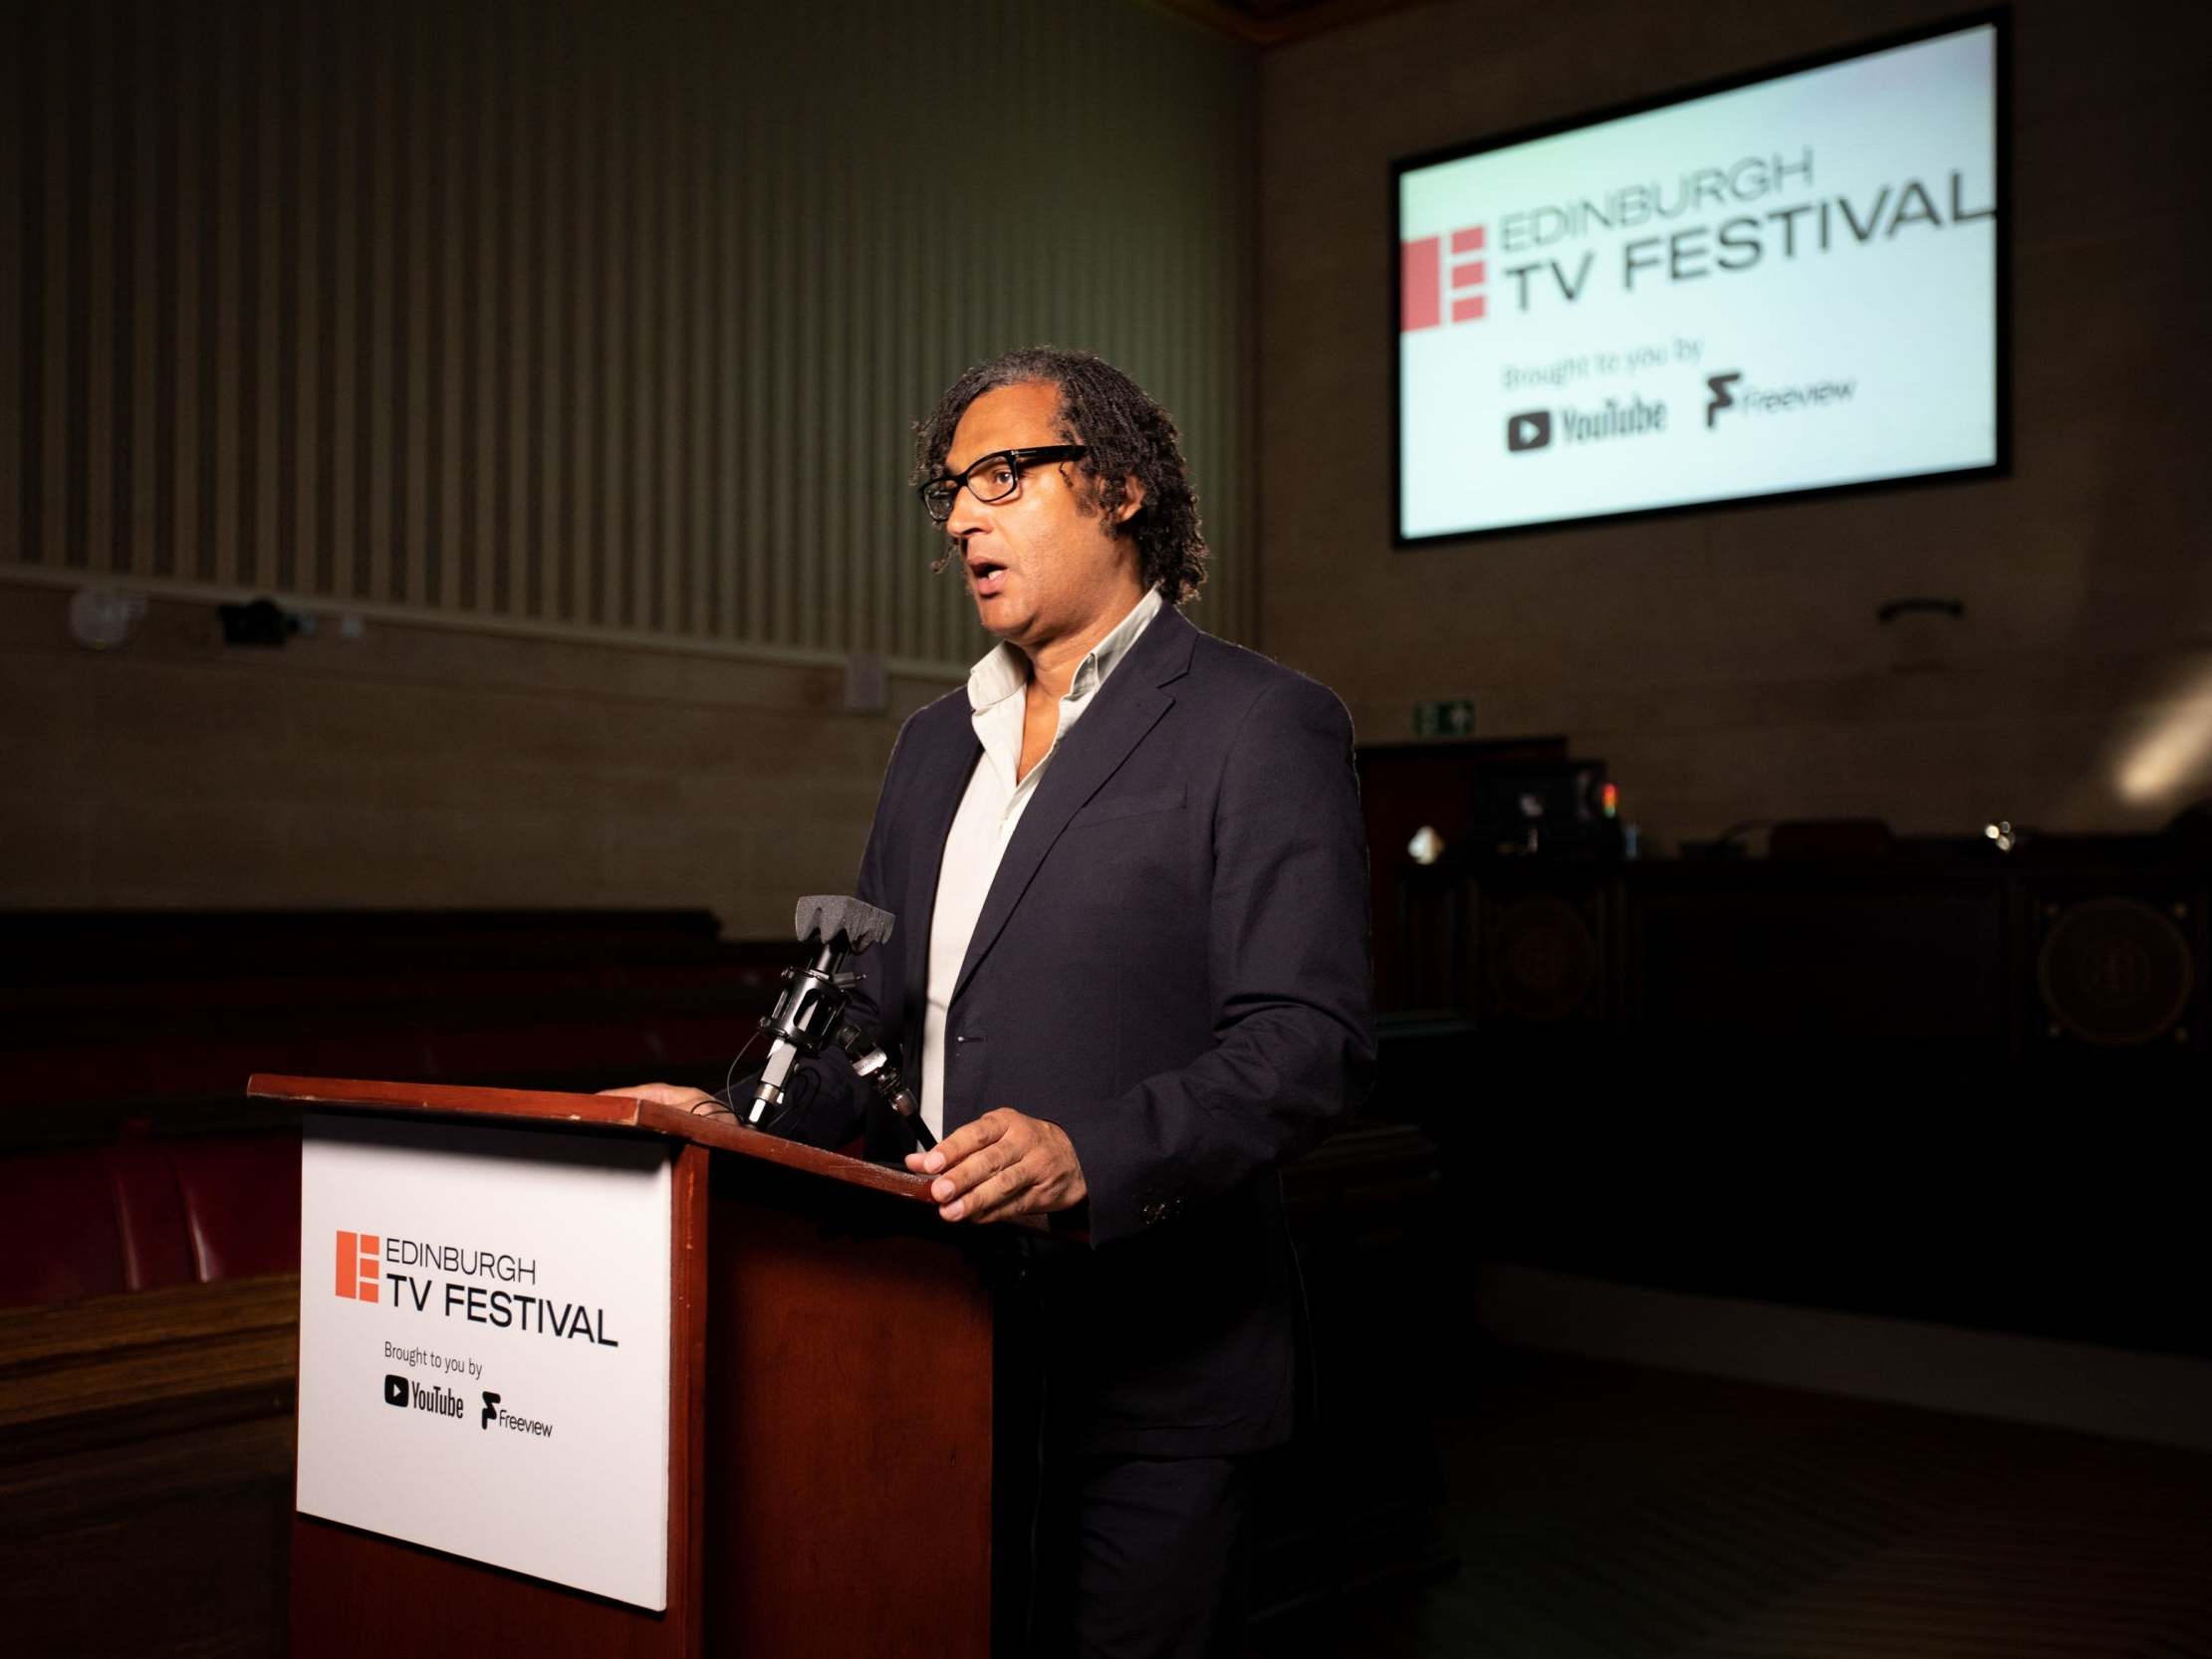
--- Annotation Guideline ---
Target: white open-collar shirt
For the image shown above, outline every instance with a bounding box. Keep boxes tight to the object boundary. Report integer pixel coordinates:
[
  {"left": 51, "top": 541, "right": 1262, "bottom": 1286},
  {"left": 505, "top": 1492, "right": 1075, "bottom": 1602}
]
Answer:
[{"left": 919, "top": 585, "right": 1163, "bottom": 1140}]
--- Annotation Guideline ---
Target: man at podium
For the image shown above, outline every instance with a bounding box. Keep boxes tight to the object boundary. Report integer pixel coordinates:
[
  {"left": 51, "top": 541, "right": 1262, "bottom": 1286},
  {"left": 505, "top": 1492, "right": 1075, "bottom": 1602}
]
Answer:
[{"left": 627, "top": 348, "right": 1373, "bottom": 1658}]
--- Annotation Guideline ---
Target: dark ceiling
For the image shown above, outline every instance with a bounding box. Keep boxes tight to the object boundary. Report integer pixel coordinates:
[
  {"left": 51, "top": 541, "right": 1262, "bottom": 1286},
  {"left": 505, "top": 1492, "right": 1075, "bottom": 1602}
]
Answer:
[{"left": 1150, "top": 0, "right": 1438, "bottom": 48}]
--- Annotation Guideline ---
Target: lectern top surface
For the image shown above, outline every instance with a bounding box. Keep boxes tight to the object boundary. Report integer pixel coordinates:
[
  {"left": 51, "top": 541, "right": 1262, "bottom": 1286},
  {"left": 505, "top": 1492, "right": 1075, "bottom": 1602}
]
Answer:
[{"left": 248, "top": 1073, "right": 936, "bottom": 1204}]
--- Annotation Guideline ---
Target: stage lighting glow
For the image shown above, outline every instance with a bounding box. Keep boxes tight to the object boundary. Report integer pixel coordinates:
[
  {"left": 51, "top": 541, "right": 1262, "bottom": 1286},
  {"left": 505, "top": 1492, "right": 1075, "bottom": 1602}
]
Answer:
[{"left": 2116, "top": 670, "right": 2212, "bottom": 808}]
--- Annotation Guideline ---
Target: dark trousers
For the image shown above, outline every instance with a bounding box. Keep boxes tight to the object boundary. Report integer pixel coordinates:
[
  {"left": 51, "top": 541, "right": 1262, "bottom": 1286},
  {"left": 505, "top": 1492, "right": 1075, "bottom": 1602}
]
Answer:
[{"left": 1029, "top": 1452, "right": 1251, "bottom": 1659}]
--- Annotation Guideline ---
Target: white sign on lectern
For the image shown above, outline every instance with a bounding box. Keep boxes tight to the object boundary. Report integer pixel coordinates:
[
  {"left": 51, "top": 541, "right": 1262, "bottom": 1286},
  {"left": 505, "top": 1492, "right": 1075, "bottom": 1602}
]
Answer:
[{"left": 297, "top": 1111, "right": 673, "bottom": 1609}]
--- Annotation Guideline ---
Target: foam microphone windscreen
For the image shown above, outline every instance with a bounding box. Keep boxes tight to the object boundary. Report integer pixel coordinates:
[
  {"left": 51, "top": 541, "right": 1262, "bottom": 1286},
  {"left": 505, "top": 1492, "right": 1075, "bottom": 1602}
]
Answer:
[{"left": 793, "top": 894, "right": 895, "bottom": 951}]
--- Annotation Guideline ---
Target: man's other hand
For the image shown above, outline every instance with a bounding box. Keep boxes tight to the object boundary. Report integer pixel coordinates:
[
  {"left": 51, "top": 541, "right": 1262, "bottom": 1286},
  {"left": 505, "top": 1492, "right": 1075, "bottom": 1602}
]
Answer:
[
  {"left": 905, "top": 1107, "right": 1087, "bottom": 1225},
  {"left": 599, "top": 1082, "right": 726, "bottom": 1114}
]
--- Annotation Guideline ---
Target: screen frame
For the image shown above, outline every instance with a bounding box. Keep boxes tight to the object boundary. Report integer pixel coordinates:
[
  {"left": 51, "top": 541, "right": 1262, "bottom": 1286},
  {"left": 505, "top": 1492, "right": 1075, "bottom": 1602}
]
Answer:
[{"left": 1389, "top": 7, "right": 2012, "bottom": 550}]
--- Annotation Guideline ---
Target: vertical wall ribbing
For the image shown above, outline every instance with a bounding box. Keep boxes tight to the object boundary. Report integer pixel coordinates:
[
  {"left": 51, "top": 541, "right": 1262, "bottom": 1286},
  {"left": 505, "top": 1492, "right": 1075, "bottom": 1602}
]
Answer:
[
  {"left": 4, "top": 0, "right": 1257, "bottom": 664},
  {"left": 0, "top": 5, "right": 19, "bottom": 570}
]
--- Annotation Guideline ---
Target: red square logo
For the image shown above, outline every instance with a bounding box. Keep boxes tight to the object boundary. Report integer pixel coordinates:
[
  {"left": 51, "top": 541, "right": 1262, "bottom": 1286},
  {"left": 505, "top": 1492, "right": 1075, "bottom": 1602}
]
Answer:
[
  {"left": 335, "top": 1230, "right": 380, "bottom": 1301},
  {"left": 1402, "top": 223, "right": 1488, "bottom": 331}
]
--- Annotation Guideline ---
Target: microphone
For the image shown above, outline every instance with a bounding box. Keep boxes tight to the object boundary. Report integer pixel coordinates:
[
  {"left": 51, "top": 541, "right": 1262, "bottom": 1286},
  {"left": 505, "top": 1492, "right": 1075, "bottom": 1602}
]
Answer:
[{"left": 745, "top": 896, "right": 926, "bottom": 1143}]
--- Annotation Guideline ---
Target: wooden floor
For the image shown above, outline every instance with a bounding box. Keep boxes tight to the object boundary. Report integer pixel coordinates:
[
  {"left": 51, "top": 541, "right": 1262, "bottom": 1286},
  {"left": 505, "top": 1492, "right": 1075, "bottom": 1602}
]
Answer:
[
  {"left": 1256, "top": 1346, "right": 2212, "bottom": 1659},
  {"left": 15, "top": 1316, "right": 2212, "bottom": 1657}
]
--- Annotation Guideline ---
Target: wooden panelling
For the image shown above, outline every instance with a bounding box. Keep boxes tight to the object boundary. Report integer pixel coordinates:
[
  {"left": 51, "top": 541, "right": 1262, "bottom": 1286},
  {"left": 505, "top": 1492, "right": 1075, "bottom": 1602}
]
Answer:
[{"left": 0, "top": 1271, "right": 297, "bottom": 1461}]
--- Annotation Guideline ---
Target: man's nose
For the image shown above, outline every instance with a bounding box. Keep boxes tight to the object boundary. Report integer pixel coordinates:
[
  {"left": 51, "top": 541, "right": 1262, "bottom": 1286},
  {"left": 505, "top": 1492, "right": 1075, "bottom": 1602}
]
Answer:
[{"left": 944, "top": 486, "right": 988, "bottom": 542}]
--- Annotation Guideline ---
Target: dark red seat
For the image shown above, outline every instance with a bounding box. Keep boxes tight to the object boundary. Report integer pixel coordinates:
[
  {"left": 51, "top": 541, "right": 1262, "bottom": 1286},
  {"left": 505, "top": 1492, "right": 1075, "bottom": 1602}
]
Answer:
[
  {"left": 0, "top": 1131, "right": 306, "bottom": 1308},
  {"left": 0, "top": 1132, "right": 201, "bottom": 1306},
  {"left": 0, "top": 1146, "right": 132, "bottom": 1306},
  {"left": 642, "top": 1012, "right": 756, "bottom": 1069},
  {"left": 426, "top": 1020, "right": 659, "bottom": 1079},
  {"left": 106, "top": 1131, "right": 198, "bottom": 1291},
  {"left": 171, "top": 1132, "right": 303, "bottom": 1284},
  {"left": 0, "top": 908, "right": 786, "bottom": 1305}
]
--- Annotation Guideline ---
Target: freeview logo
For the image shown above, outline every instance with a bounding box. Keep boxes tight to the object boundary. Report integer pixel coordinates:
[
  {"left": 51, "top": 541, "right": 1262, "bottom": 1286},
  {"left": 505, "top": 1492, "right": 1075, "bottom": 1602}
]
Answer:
[
  {"left": 335, "top": 1230, "right": 380, "bottom": 1301},
  {"left": 1401, "top": 224, "right": 1488, "bottom": 331}
]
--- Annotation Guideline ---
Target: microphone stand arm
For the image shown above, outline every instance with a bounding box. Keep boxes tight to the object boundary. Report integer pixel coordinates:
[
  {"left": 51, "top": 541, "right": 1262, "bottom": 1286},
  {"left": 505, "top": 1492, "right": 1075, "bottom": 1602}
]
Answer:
[{"left": 833, "top": 1021, "right": 931, "bottom": 1150}]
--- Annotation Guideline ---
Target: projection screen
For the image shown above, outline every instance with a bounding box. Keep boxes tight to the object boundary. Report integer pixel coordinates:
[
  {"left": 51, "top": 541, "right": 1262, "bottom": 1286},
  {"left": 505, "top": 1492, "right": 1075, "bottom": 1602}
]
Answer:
[{"left": 1395, "top": 15, "right": 2006, "bottom": 543}]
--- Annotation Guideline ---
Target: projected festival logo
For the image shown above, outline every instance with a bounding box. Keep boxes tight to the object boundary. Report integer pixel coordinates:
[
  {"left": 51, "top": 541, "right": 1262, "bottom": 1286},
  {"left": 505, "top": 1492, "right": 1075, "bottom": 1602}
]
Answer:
[
  {"left": 1400, "top": 156, "right": 1990, "bottom": 337},
  {"left": 1394, "top": 18, "right": 2001, "bottom": 541},
  {"left": 1401, "top": 224, "right": 1489, "bottom": 330}
]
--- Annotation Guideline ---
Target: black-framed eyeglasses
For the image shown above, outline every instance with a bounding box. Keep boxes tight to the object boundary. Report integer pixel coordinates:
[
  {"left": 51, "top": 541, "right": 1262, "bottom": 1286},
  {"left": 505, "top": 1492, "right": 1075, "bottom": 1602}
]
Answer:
[{"left": 917, "top": 446, "right": 1088, "bottom": 524}]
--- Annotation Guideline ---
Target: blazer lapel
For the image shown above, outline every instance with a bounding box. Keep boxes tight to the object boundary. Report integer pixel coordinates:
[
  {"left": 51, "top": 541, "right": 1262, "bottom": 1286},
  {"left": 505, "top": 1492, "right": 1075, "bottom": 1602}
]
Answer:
[
  {"left": 896, "top": 709, "right": 982, "bottom": 1067},
  {"left": 949, "top": 608, "right": 1196, "bottom": 1007}
]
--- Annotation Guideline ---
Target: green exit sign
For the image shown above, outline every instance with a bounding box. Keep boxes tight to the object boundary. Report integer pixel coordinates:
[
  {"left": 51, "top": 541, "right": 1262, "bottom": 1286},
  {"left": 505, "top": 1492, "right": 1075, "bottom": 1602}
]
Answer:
[{"left": 1413, "top": 699, "right": 1474, "bottom": 739}]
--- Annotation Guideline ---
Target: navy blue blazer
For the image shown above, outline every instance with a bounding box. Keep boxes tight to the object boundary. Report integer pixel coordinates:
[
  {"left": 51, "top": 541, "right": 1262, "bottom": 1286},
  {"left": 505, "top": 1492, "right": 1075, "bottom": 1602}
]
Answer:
[{"left": 798, "top": 604, "right": 1374, "bottom": 1457}]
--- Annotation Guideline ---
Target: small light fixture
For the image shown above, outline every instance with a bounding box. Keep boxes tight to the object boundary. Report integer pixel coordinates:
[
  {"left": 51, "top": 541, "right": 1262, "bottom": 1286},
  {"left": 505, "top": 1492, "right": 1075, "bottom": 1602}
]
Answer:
[
  {"left": 1407, "top": 826, "right": 1444, "bottom": 865},
  {"left": 1984, "top": 820, "right": 2016, "bottom": 852},
  {"left": 68, "top": 586, "right": 147, "bottom": 650}
]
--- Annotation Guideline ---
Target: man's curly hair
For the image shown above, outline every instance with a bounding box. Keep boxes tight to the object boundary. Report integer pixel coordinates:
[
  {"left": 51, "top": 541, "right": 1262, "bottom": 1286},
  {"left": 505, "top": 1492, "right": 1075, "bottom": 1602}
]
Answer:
[{"left": 910, "top": 347, "right": 1208, "bottom": 606}]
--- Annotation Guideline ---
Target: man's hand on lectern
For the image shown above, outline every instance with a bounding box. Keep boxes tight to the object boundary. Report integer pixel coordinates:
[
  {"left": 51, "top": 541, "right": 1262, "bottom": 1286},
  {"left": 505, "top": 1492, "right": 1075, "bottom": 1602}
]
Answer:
[
  {"left": 905, "top": 1107, "right": 1088, "bottom": 1225},
  {"left": 600, "top": 1082, "right": 722, "bottom": 1113}
]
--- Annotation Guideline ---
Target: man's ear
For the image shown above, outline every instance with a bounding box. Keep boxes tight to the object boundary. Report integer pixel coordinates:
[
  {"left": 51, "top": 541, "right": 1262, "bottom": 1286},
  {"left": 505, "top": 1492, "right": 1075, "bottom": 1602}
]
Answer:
[{"left": 1110, "top": 475, "right": 1145, "bottom": 526}]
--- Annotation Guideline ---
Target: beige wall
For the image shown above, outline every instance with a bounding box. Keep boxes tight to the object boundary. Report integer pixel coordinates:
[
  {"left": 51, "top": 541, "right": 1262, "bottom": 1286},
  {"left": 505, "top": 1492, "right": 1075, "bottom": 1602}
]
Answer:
[
  {"left": 2, "top": 0, "right": 1256, "bottom": 928},
  {"left": 0, "top": 580, "right": 955, "bottom": 930},
  {"left": 1259, "top": 0, "right": 2212, "bottom": 848}
]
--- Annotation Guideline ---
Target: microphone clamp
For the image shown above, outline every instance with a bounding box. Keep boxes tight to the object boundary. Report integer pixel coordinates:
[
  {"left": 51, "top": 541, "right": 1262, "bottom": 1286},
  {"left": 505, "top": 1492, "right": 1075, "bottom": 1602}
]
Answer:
[{"left": 742, "top": 895, "right": 915, "bottom": 1140}]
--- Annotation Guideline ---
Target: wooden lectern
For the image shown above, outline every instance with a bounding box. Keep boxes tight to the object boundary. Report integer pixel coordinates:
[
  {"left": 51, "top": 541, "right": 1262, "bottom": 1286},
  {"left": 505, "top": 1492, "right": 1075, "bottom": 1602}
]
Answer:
[{"left": 254, "top": 1073, "right": 1022, "bottom": 1659}]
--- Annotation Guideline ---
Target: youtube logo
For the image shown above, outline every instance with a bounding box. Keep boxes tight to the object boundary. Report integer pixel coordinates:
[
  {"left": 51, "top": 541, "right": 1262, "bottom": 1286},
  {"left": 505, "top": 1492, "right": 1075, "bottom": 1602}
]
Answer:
[
  {"left": 383, "top": 1374, "right": 409, "bottom": 1407},
  {"left": 1506, "top": 410, "right": 1552, "bottom": 452}
]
